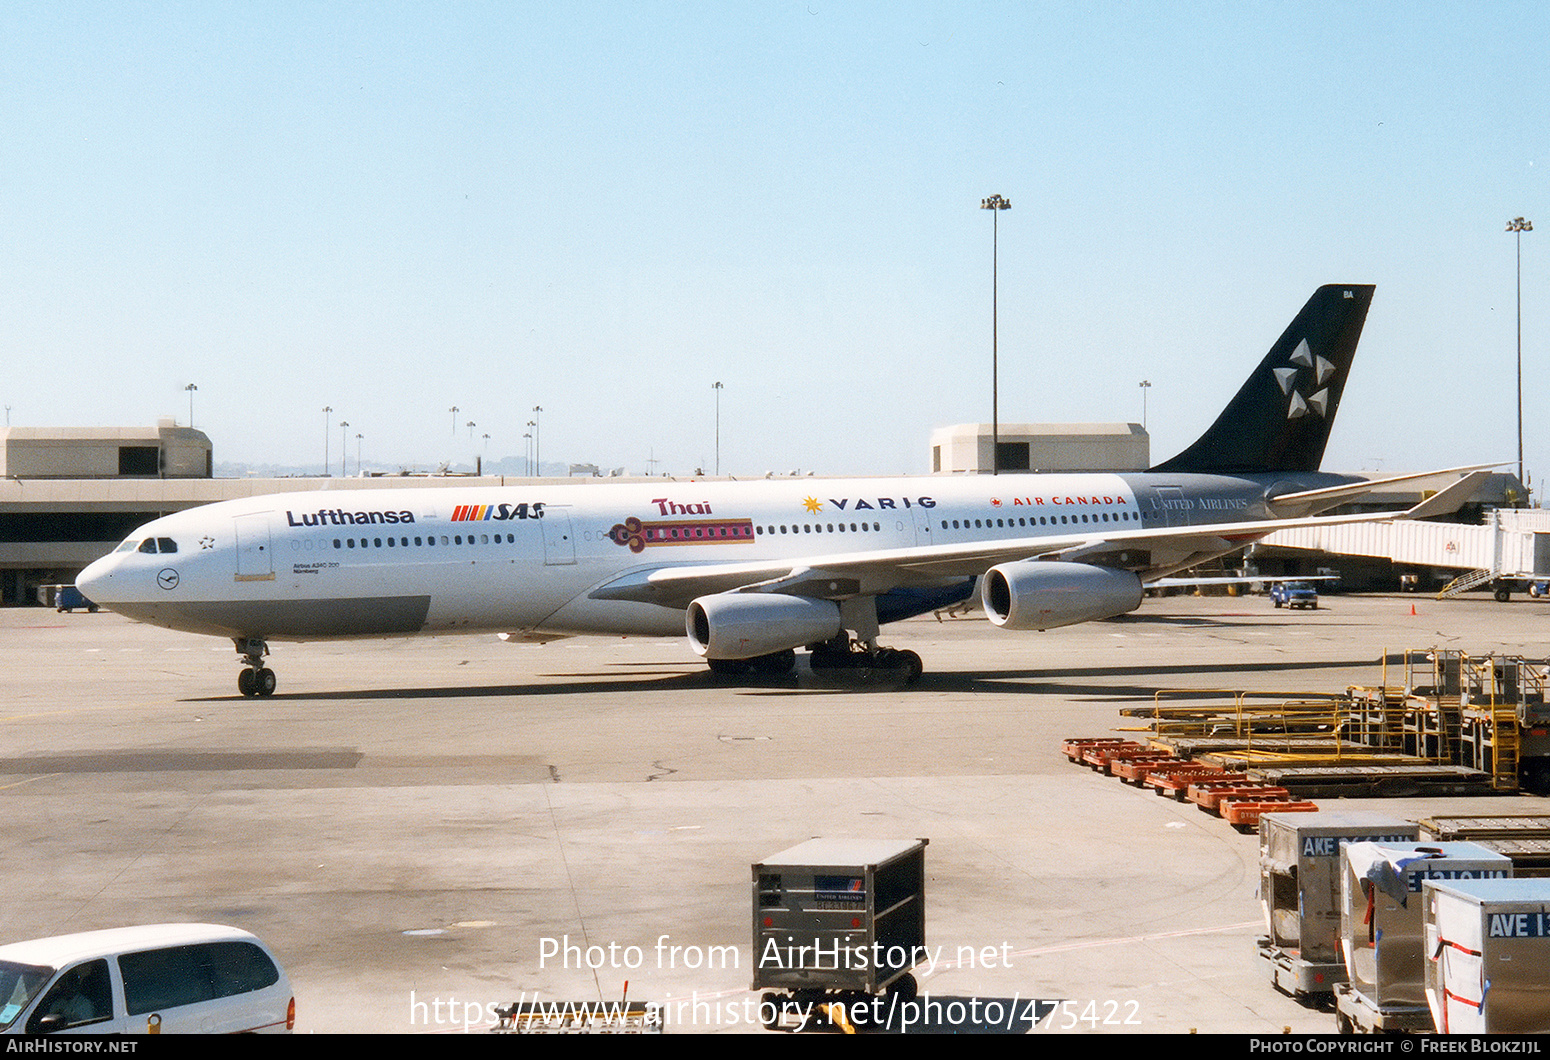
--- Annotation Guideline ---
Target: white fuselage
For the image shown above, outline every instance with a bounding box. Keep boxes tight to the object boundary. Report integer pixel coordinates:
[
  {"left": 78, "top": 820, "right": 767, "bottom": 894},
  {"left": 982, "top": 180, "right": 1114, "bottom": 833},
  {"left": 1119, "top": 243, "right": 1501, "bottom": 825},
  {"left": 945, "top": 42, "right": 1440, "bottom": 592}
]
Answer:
[{"left": 77, "top": 472, "right": 1231, "bottom": 645}]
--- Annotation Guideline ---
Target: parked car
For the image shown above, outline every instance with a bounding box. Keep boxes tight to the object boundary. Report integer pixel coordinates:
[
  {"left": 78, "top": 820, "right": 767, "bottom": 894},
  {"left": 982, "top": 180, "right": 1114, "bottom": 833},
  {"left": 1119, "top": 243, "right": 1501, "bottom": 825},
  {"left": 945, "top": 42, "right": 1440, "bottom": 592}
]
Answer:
[
  {"left": 1270, "top": 581, "right": 1318, "bottom": 609},
  {"left": 0, "top": 924, "right": 294, "bottom": 1034}
]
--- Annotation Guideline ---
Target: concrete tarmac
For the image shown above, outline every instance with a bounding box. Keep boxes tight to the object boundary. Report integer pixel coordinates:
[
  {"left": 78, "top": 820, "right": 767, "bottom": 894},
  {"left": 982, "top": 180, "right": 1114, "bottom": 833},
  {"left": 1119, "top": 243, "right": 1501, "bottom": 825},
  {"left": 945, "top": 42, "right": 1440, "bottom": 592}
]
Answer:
[{"left": 2, "top": 592, "right": 1547, "bottom": 1034}]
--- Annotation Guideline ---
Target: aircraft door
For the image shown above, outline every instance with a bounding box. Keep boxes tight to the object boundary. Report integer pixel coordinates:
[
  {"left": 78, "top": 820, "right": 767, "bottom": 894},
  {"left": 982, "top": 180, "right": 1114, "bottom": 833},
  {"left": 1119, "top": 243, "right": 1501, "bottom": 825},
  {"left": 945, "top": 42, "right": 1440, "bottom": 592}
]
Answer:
[
  {"left": 1156, "top": 486, "right": 1186, "bottom": 528},
  {"left": 233, "top": 513, "right": 275, "bottom": 582},
  {"left": 542, "top": 507, "right": 575, "bottom": 566},
  {"left": 911, "top": 505, "right": 935, "bottom": 546}
]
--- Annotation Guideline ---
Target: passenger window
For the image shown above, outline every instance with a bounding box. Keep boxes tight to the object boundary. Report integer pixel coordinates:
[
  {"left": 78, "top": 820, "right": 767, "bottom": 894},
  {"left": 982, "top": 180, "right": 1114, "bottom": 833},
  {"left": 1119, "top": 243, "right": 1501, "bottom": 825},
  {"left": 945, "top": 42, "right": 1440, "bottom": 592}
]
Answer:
[
  {"left": 120, "top": 946, "right": 212, "bottom": 1014},
  {"left": 27, "top": 959, "right": 113, "bottom": 1032},
  {"left": 119, "top": 941, "right": 272, "bottom": 1012},
  {"left": 203, "top": 942, "right": 279, "bottom": 997}
]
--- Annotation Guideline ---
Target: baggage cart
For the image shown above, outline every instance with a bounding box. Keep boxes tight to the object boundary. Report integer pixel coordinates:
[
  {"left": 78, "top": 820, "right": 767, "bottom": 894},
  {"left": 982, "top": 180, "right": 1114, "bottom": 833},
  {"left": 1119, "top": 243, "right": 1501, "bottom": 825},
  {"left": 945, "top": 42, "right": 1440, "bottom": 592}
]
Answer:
[
  {"left": 1334, "top": 841, "right": 1511, "bottom": 1033},
  {"left": 1424, "top": 878, "right": 1550, "bottom": 1034},
  {"left": 1256, "top": 812, "right": 1418, "bottom": 1002},
  {"left": 752, "top": 838, "right": 927, "bottom": 1031}
]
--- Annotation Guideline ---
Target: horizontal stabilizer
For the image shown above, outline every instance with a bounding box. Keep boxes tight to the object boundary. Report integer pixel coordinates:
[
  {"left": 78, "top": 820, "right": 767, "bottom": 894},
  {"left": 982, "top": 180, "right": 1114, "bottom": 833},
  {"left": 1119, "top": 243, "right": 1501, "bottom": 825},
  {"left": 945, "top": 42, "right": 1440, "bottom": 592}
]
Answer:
[
  {"left": 1397, "top": 470, "right": 1491, "bottom": 520},
  {"left": 1267, "top": 463, "right": 1502, "bottom": 515}
]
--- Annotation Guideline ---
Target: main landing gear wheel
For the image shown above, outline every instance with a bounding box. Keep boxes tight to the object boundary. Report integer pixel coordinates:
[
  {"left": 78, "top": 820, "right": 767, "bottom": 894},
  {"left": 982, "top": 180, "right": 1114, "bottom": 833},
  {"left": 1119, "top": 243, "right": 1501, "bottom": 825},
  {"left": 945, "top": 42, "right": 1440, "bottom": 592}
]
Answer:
[
  {"left": 873, "top": 648, "right": 923, "bottom": 684},
  {"left": 808, "top": 638, "right": 923, "bottom": 685},
  {"left": 707, "top": 649, "right": 797, "bottom": 680}
]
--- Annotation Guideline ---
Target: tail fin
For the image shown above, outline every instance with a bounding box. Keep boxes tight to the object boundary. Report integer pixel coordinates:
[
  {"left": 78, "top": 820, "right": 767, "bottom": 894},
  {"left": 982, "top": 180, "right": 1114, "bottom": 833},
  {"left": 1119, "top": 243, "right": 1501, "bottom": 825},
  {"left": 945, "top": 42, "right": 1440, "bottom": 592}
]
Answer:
[{"left": 1150, "top": 284, "right": 1375, "bottom": 474}]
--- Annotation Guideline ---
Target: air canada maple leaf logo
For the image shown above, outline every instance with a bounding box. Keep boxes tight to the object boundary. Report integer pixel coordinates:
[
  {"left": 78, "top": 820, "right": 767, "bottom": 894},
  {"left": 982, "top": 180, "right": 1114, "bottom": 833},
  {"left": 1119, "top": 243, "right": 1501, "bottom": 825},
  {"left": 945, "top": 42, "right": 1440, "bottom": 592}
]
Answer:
[{"left": 1273, "top": 338, "right": 1336, "bottom": 420}]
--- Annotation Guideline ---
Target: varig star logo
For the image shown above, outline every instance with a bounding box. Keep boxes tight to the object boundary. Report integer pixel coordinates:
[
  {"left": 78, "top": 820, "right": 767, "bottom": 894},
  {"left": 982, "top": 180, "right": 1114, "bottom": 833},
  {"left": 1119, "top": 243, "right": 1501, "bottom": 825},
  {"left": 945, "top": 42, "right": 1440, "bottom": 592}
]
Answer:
[
  {"left": 1273, "top": 338, "right": 1336, "bottom": 420},
  {"left": 802, "top": 497, "right": 822, "bottom": 513}
]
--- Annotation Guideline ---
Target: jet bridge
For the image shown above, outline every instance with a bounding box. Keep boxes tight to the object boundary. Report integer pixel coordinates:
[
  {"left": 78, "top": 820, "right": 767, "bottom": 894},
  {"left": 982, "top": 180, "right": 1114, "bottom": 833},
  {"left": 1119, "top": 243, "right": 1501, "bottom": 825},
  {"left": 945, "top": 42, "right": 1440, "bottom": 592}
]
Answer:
[{"left": 1258, "top": 508, "right": 1550, "bottom": 599}]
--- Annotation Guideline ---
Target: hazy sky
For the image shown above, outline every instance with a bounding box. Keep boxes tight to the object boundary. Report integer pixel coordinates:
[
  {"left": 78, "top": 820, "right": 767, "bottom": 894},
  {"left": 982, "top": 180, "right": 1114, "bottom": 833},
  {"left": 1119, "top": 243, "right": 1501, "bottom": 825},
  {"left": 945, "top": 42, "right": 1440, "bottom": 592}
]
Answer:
[{"left": 4, "top": 2, "right": 1546, "bottom": 480}]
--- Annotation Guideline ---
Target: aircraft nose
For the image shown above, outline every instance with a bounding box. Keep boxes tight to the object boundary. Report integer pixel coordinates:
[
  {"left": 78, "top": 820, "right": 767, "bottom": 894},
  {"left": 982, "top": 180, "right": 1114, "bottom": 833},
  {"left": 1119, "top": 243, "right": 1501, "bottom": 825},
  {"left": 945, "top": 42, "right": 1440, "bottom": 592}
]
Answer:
[{"left": 75, "top": 554, "right": 114, "bottom": 604}]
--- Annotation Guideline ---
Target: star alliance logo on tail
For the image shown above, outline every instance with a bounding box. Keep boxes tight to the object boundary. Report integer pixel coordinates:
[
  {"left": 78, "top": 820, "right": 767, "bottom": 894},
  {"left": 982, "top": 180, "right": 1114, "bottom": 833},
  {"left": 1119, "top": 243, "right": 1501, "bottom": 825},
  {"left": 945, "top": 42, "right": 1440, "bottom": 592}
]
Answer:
[{"left": 1273, "top": 338, "right": 1336, "bottom": 420}]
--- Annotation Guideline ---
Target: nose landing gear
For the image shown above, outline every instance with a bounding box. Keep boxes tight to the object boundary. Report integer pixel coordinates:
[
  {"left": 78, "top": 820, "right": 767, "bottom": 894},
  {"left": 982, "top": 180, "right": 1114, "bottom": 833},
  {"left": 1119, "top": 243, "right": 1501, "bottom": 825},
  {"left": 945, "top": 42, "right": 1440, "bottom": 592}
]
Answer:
[{"left": 234, "top": 636, "right": 276, "bottom": 697}]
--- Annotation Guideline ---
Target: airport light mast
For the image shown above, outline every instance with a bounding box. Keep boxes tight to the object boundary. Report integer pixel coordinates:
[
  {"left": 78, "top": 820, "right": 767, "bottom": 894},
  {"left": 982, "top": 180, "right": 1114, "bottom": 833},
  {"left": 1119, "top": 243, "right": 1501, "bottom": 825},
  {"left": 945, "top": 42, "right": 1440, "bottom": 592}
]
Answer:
[
  {"left": 1508, "top": 216, "right": 1534, "bottom": 498},
  {"left": 322, "top": 406, "right": 332, "bottom": 477},
  {"left": 1139, "top": 379, "right": 1151, "bottom": 430},
  {"left": 712, "top": 381, "right": 723, "bottom": 475},
  {"left": 339, "top": 421, "right": 349, "bottom": 477},
  {"left": 184, "top": 383, "right": 197, "bottom": 428},
  {"left": 532, "top": 406, "right": 543, "bottom": 477},
  {"left": 981, "top": 194, "right": 1011, "bottom": 475}
]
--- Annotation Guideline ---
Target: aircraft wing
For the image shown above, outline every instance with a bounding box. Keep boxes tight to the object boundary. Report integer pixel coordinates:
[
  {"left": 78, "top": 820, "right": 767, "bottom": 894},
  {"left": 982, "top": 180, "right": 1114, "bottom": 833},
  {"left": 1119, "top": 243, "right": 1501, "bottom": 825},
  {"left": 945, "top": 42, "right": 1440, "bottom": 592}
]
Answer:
[
  {"left": 1149, "top": 574, "right": 1340, "bottom": 588},
  {"left": 591, "top": 470, "right": 1490, "bottom": 610},
  {"left": 1265, "top": 462, "right": 1500, "bottom": 515}
]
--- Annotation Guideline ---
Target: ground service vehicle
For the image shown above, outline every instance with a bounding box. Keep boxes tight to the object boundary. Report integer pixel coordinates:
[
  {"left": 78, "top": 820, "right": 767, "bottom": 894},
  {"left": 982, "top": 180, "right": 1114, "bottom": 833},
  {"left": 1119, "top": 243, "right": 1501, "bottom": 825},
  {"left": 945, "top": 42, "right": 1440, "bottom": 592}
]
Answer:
[
  {"left": 1271, "top": 581, "right": 1318, "bottom": 609},
  {"left": 0, "top": 924, "right": 294, "bottom": 1034}
]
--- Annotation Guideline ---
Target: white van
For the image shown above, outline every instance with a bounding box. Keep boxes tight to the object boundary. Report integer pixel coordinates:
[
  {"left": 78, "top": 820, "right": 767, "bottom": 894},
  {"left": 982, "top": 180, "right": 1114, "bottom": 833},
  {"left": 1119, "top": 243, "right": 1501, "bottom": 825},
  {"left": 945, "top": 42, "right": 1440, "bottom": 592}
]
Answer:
[{"left": 0, "top": 923, "right": 294, "bottom": 1034}]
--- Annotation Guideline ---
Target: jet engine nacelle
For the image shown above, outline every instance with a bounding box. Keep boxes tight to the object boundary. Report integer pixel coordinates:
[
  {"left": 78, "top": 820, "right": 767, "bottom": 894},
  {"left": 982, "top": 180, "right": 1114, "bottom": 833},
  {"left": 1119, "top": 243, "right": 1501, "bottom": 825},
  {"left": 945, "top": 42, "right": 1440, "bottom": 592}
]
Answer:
[
  {"left": 980, "top": 560, "right": 1143, "bottom": 630},
  {"left": 686, "top": 593, "right": 844, "bottom": 659}
]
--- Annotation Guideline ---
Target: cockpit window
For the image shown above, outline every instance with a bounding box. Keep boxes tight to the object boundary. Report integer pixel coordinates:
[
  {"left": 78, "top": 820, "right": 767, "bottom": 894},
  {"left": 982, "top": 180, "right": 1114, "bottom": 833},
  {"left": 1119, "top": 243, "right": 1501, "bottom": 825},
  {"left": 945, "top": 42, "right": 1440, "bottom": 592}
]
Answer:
[
  {"left": 114, "top": 539, "right": 140, "bottom": 553},
  {"left": 137, "top": 539, "right": 158, "bottom": 554},
  {"left": 156, "top": 538, "right": 177, "bottom": 554}
]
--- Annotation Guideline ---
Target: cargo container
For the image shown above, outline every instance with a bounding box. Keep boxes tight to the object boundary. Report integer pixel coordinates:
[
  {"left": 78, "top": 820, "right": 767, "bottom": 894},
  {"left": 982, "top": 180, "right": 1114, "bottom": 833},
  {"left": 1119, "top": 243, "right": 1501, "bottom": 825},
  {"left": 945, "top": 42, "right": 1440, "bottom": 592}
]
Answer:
[
  {"left": 1256, "top": 812, "right": 1418, "bottom": 1000},
  {"left": 1334, "top": 841, "right": 1512, "bottom": 1033},
  {"left": 751, "top": 838, "right": 926, "bottom": 1031},
  {"left": 1424, "top": 878, "right": 1550, "bottom": 1034}
]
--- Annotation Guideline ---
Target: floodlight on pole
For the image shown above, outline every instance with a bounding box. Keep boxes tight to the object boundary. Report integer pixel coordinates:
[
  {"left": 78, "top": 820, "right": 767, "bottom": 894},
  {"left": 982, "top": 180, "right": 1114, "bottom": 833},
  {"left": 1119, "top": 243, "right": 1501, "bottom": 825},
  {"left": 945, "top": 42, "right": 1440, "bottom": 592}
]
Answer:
[
  {"left": 1508, "top": 217, "right": 1534, "bottom": 498},
  {"left": 338, "top": 421, "right": 349, "bottom": 477},
  {"left": 712, "top": 381, "right": 723, "bottom": 475},
  {"left": 980, "top": 194, "right": 1011, "bottom": 475},
  {"left": 1139, "top": 380, "right": 1152, "bottom": 430},
  {"left": 322, "top": 407, "right": 333, "bottom": 477},
  {"left": 184, "top": 383, "right": 197, "bottom": 428},
  {"left": 532, "top": 406, "right": 543, "bottom": 476}
]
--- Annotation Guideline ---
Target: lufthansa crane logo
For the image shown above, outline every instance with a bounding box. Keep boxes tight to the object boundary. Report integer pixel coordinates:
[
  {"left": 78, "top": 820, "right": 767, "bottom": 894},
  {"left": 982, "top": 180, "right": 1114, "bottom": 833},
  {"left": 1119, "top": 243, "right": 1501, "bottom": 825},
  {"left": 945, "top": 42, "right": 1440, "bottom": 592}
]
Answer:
[{"left": 157, "top": 568, "right": 180, "bottom": 590}]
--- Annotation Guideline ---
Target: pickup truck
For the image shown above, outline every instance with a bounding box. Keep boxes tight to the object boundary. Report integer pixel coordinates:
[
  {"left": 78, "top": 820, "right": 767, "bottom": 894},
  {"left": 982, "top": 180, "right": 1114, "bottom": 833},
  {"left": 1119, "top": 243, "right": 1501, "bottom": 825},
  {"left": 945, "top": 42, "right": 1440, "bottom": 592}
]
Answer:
[{"left": 1270, "top": 581, "right": 1318, "bottom": 609}]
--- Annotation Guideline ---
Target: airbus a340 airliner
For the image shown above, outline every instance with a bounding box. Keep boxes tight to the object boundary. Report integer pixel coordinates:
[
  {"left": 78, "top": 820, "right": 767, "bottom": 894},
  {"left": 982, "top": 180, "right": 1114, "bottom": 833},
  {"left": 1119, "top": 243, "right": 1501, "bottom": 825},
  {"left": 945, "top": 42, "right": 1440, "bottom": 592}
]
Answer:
[{"left": 77, "top": 285, "right": 1484, "bottom": 696}]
